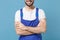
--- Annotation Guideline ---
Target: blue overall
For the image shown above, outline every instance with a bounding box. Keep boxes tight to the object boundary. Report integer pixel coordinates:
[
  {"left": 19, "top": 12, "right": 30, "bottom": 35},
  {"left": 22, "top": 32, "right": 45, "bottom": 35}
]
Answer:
[{"left": 19, "top": 8, "right": 42, "bottom": 40}]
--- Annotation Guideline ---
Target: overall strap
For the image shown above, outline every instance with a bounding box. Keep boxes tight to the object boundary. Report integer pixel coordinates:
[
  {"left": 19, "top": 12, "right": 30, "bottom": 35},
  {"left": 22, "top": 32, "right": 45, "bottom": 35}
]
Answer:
[
  {"left": 36, "top": 8, "right": 39, "bottom": 19},
  {"left": 20, "top": 9, "right": 23, "bottom": 19},
  {"left": 20, "top": 8, "right": 39, "bottom": 20}
]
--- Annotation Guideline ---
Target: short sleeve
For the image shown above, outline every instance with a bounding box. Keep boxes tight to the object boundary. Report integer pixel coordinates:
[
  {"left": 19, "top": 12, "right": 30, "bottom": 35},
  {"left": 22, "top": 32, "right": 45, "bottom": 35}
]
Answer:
[
  {"left": 38, "top": 9, "right": 46, "bottom": 20},
  {"left": 15, "top": 10, "right": 20, "bottom": 22}
]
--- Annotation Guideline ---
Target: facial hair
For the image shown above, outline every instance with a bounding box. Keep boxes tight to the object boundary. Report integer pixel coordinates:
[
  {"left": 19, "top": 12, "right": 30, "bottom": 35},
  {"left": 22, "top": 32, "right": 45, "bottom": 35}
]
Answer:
[{"left": 25, "top": 1, "right": 34, "bottom": 7}]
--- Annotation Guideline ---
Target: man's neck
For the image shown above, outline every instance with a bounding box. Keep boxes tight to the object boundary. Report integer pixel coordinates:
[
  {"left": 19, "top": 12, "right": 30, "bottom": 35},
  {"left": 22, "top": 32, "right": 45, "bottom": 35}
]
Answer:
[{"left": 24, "top": 5, "right": 35, "bottom": 11}]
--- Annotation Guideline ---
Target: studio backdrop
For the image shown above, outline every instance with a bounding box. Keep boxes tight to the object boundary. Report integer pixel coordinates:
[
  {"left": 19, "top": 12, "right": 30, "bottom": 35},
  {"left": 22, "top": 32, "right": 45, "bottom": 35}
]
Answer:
[{"left": 0, "top": 0, "right": 60, "bottom": 40}]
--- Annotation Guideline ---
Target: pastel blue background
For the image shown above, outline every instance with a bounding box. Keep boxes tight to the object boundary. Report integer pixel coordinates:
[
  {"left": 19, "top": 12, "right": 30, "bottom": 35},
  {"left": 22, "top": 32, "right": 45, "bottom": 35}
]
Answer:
[{"left": 0, "top": 0, "right": 60, "bottom": 40}]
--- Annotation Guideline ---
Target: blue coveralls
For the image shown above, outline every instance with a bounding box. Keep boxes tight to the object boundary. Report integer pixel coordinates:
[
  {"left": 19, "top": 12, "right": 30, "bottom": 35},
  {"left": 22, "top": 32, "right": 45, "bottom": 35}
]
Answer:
[{"left": 19, "top": 8, "right": 42, "bottom": 40}]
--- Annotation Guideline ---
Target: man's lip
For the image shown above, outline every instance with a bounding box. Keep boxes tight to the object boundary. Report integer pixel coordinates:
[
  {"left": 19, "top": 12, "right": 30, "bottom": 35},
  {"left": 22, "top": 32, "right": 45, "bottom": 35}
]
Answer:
[
  {"left": 26, "top": 1, "right": 32, "bottom": 3},
  {"left": 26, "top": 2, "right": 31, "bottom": 3},
  {"left": 26, "top": 0, "right": 32, "bottom": 2}
]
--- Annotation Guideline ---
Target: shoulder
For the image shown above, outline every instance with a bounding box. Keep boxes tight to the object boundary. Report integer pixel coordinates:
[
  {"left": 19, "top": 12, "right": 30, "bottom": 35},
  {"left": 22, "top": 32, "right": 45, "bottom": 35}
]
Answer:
[
  {"left": 36, "top": 8, "right": 45, "bottom": 14},
  {"left": 15, "top": 8, "right": 24, "bottom": 14},
  {"left": 15, "top": 10, "right": 20, "bottom": 14},
  {"left": 15, "top": 9, "right": 20, "bottom": 16},
  {"left": 38, "top": 8, "right": 46, "bottom": 19},
  {"left": 38, "top": 8, "right": 45, "bottom": 13},
  {"left": 38, "top": 8, "right": 45, "bottom": 15}
]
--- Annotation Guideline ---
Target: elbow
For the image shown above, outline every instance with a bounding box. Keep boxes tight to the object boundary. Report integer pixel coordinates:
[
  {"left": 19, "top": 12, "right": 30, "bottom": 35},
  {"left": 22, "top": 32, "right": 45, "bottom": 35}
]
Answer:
[
  {"left": 16, "top": 32, "right": 23, "bottom": 35},
  {"left": 15, "top": 30, "right": 20, "bottom": 35},
  {"left": 42, "top": 28, "right": 46, "bottom": 33},
  {"left": 36, "top": 28, "right": 46, "bottom": 34},
  {"left": 16, "top": 31, "right": 22, "bottom": 35},
  {"left": 41, "top": 26, "right": 46, "bottom": 33},
  {"left": 43, "top": 29, "right": 46, "bottom": 33}
]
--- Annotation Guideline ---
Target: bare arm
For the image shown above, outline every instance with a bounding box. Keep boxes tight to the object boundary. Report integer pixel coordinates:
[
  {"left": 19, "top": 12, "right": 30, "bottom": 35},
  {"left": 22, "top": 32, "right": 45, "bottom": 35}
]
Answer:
[
  {"left": 26, "top": 18, "right": 46, "bottom": 34},
  {"left": 20, "top": 18, "right": 46, "bottom": 34},
  {"left": 15, "top": 21, "right": 34, "bottom": 35}
]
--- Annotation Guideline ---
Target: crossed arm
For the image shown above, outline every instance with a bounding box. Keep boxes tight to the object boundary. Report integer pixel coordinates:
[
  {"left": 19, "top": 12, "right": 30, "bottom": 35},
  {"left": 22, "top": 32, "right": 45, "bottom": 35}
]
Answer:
[{"left": 15, "top": 18, "right": 46, "bottom": 35}]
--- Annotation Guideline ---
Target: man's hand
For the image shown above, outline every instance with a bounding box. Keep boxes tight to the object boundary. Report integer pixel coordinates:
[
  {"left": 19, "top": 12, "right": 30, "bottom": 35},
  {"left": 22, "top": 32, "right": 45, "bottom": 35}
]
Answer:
[
  {"left": 15, "top": 22, "right": 28, "bottom": 31},
  {"left": 15, "top": 21, "right": 34, "bottom": 35},
  {"left": 17, "top": 25, "right": 28, "bottom": 31}
]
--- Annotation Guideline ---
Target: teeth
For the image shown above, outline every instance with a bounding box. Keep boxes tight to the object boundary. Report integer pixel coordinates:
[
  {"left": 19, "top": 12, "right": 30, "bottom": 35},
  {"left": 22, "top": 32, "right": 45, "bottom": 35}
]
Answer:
[{"left": 27, "top": 2, "right": 31, "bottom": 3}]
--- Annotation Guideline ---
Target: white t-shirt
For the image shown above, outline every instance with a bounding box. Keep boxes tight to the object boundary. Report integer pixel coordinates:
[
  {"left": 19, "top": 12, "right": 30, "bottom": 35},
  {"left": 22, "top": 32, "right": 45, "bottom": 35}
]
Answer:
[{"left": 15, "top": 7, "right": 46, "bottom": 22}]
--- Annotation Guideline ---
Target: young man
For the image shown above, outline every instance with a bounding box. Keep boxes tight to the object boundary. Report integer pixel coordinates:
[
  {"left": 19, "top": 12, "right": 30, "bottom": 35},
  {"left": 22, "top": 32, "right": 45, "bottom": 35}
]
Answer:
[{"left": 15, "top": 0, "right": 46, "bottom": 40}]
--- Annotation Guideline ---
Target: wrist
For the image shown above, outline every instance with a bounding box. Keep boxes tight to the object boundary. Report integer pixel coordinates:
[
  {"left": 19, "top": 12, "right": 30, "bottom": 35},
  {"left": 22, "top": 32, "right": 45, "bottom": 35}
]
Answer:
[{"left": 26, "top": 27, "right": 29, "bottom": 31}]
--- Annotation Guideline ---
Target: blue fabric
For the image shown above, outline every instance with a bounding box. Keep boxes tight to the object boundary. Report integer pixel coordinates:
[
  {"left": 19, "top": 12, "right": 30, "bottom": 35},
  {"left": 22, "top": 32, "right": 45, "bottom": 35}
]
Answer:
[{"left": 19, "top": 8, "right": 42, "bottom": 40}]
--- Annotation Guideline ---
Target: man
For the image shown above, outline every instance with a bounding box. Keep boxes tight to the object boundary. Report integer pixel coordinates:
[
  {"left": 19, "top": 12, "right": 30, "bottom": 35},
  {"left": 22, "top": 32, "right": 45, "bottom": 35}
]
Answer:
[{"left": 15, "top": 0, "right": 46, "bottom": 40}]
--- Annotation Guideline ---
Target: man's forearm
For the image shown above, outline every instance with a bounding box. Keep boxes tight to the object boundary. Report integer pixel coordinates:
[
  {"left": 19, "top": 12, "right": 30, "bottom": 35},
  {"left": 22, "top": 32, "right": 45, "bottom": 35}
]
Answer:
[
  {"left": 15, "top": 22, "right": 34, "bottom": 35},
  {"left": 26, "top": 26, "right": 41, "bottom": 34},
  {"left": 15, "top": 19, "right": 46, "bottom": 35},
  {"left": 19, "top": 23, "right": 43, "bottom": 34},
  {"left": 26, "top": 26, "right": 46, "bottom": 34},
  {"left": 16, "top": 29, "right": 34, "bottom": 35},
  {"left": 24, "top": 19, "right": 46, "bottom": 34}
]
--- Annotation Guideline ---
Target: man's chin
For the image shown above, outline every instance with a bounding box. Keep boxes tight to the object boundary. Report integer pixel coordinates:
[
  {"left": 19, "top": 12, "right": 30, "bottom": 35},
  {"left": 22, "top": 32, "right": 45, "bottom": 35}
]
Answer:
[
  {"left": 25, "top": 2, "right": 33, "bottom": 7},
  {"left": 26, "top": 4, "right": 33, "bottom": 7}
]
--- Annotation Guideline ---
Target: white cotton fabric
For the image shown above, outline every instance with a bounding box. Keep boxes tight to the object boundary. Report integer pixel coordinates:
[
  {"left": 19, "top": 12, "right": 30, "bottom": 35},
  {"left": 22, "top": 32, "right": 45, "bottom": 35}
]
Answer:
[{"left": 15, "top": 7, "right": 46, "bottom": 22}]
